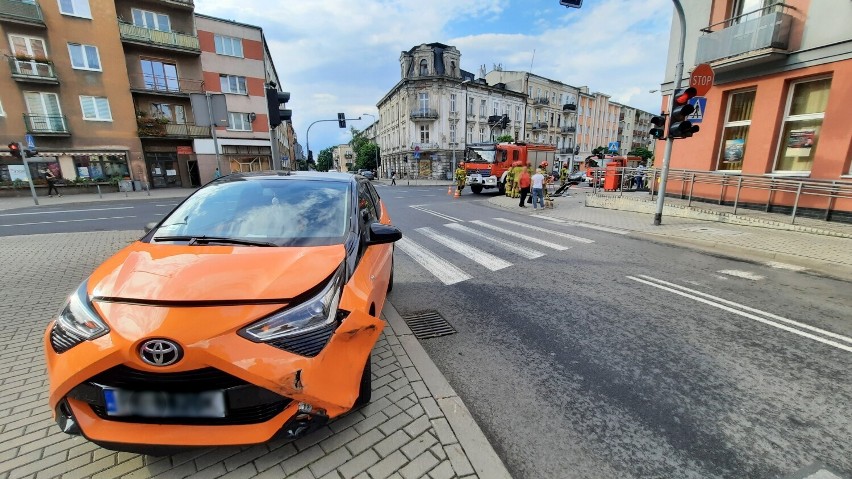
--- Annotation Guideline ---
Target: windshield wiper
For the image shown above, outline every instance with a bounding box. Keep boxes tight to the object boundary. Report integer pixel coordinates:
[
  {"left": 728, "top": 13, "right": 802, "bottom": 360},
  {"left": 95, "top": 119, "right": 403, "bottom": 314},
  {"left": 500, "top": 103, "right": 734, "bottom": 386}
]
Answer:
[{"left": 153, "top": 235, "right": 276, "bottom": 247}]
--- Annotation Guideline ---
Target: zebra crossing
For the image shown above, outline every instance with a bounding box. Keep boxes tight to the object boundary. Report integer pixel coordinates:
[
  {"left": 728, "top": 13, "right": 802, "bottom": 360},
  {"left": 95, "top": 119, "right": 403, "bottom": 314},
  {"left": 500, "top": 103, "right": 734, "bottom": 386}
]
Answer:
[{"left": 396, "top": 216, "right": 595, "bottom": 285}]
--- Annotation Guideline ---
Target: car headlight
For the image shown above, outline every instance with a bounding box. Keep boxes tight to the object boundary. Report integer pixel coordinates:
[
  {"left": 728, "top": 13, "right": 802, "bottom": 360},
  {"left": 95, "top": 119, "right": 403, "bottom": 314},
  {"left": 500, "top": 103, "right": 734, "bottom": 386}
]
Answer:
[
  {"left": 240, "top": 266, "right": 344, "bottom": 343},
  {"left": 50, "top": 280, "right": 110, "bottom": 353}
]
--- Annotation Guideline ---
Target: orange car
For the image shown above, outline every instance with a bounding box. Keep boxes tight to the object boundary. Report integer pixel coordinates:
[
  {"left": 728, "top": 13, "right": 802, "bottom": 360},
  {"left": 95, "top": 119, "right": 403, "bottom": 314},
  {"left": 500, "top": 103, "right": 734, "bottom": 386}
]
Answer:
[{"left": 45, "top": 171, "right": 401, "bottom": 453}]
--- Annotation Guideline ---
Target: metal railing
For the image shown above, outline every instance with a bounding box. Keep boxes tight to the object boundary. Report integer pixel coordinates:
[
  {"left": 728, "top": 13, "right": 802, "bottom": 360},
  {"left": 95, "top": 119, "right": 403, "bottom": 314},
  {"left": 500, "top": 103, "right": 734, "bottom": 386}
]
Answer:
[
  {"left": 562, "top": 103, "right": 576, "bottom": 112},
  {"left": 8, "top": 57, "right": 57, "bottom": 81},
  {"left": 410, "top": 108, "right": 438, "bottom": 120},
  {"left": 696, "top": 2, "right": 793, "bottom": 64},
  {"left": 24, "top": 114, "right": 69, "bottom": 134},
  {"left": 590, "top": 167, "right": 852, "bottom": 224},
  {"left": 560, "top": 126, "right": 576, "bottom": 134},
  {"left": 531, "top": 122, "right": 548, "bottom": 131},
  {"left": 157, "top": 0, "right": 194, "bottom": 8},
  {"left": 532, "top": 97, "right": 549, "bottom": 107},
  {"left": 0, "top": 0, "right": 44, "bottom": 24},
  {"left": 164, "top": 123, "right": 209, "bottom": 137},
  {"left": 118, "top": 22, "right": 200, "bottom": 52},
  {"left": 128, "top": 73, "right": 203, "bottom": 94}
]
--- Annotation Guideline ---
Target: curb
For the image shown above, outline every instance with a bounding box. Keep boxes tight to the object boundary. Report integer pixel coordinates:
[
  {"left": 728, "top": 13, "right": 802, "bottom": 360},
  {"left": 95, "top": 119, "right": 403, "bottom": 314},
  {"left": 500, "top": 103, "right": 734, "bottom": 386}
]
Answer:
[{"left": 382, "top": 301, "right": 513, "bottom": 479}]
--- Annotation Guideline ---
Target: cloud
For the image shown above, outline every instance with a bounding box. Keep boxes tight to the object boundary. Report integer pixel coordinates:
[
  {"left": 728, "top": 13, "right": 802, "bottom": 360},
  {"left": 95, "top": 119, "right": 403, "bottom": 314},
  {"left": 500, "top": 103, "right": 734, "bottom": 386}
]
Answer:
[{"left": 194, "top": 0, "right": 671, "bottom": 154}]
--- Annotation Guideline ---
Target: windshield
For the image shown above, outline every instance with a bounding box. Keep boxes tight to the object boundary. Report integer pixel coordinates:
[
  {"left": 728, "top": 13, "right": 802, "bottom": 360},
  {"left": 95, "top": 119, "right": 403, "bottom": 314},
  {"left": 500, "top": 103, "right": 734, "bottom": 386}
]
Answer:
[
  {"left": 465, "top": 147, "right": 496, "bottom": 164},
  {"left": 153, "top": 178, "right": 351, "bottom": 247}
]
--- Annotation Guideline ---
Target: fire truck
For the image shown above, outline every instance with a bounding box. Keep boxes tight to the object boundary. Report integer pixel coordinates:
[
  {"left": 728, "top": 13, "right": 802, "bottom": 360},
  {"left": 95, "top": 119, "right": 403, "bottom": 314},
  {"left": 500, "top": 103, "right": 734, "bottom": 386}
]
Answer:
[{"left": 463, "top": 142, "right": 557, "bottom": 194}]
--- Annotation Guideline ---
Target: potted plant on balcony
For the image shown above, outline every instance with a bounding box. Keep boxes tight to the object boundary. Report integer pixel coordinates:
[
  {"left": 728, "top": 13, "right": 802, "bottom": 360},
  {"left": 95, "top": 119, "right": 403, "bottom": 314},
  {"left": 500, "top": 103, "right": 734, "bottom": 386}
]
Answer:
[{"left": 136, "top": 110, "right": 169, "bottom": 137}]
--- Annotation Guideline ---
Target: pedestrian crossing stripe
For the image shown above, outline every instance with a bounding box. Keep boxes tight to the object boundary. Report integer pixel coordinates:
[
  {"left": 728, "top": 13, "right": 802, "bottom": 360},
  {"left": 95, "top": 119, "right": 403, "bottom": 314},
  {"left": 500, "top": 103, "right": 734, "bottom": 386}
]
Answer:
[
  {"left": 396, "top": 237, "right": 472, "bottom": 285},
  {"left": 444, "top": 223, "right": 545, "bottom": 259},
  {"left": 493, "top": 218, "right": 595, "bottom": 244},
  {"left": 469, "top": 220, "right": 570, "bottom": 251},
  {"left": 416, "top": 227, "right": 512, "bottom": 271}
]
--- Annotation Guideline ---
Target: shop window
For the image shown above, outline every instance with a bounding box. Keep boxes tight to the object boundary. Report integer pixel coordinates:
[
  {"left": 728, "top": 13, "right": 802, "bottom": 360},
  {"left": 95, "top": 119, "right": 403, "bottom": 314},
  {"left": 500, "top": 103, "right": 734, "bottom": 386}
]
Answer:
[
  {"left": 717, "top": 90, "right": 755, "bottom": 171},
  {"left": 774, "top": 77, "right": 831, "bottom": 172}
]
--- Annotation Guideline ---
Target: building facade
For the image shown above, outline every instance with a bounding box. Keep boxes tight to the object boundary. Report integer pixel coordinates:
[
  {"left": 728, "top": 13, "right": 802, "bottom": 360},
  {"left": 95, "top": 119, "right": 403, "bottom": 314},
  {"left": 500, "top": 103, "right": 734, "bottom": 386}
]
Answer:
[
  {"left": 377, "top": 43, "right": 527, "bottom": 180},
  {"left": 332, "top": 143, "right": 353, "bottom": 172},
  {"left": 658, "top": 0, "right": 852, "bottom": 212},
  {"left": 612, "top": 103, "right": 657, "bottom": 156}
]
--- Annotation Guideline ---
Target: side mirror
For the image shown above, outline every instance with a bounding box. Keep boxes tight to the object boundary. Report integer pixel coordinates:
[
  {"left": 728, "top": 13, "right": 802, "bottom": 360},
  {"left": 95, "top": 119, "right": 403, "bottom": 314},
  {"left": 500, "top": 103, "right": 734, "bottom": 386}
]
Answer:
[
  {"left": 367, "top": 223, "right": 402, "bottom": 245},
  {"left": 144, "top": 222, "right": 158, "bottom": 234}
]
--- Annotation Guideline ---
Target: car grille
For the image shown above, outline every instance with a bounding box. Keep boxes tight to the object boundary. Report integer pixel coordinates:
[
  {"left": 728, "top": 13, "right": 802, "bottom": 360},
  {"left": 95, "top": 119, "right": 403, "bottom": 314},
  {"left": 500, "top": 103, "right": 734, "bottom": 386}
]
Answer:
[
  {"left": 72, "top": 365, "right": 291, "bottom": 425},
  {"left": 50, "top": 323, "right": 85, "bottom": 354},
  {"left": 267, "top": 322, "right": 335, "bottom": 357}
]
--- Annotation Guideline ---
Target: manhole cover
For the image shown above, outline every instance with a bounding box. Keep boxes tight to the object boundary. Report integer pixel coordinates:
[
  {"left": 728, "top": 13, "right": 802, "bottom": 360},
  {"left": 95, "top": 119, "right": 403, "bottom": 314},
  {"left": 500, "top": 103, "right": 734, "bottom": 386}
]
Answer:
[{"left": 402, "top": 311, "right": 457, "bottom": 339}]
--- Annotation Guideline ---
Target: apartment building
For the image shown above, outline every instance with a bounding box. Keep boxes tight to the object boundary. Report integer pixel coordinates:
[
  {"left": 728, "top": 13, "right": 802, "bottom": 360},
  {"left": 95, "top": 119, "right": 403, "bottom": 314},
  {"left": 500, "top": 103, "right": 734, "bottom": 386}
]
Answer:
[
  {"left": 333, "top": 143, "right": 354, "bottom": 172},
  {"left": 612, "top": 103, "right": 657, "bottom": 157},
  {"left": 377, "top": 43, "right": 526, "bottom": 180},
  {"left": 659, "top": 0, "right": 851, "bottom": 213},
  {"left": 575, "top": 88, "right": 621, "bottom": 161},
  {"left": 1, "top": 0, "right": 142, "bottom": 186},
  {"left": 194, "top": 14, "right": 285, "bottom": 180}
]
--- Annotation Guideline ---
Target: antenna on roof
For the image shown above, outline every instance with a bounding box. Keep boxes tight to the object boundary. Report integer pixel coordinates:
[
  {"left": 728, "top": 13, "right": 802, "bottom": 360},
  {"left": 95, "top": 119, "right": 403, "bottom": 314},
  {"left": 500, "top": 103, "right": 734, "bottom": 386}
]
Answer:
[{"left": 529, "top": 49, "right": 535, "bottom": 73}]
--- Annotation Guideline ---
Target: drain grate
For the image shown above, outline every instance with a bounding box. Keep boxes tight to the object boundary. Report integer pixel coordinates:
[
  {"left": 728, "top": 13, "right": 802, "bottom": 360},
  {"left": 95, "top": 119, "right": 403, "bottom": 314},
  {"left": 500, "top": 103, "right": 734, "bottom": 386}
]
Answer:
[{"left": 402, "top": 311, "right": 457, "bottom": 339}]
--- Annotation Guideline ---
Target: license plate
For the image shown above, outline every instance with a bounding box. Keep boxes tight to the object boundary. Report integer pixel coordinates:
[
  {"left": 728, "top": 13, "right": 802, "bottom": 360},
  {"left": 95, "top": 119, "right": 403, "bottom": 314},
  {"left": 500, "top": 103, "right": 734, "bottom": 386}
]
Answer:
[{"left": 103, "top": 388, "right": 226, "bottom": 418}]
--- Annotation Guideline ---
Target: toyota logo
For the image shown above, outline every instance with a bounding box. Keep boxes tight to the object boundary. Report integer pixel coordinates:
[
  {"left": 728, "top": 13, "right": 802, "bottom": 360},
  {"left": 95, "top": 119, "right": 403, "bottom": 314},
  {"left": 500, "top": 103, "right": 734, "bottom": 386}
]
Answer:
[{"left": 139, "top": 339, "right": 182, "bottom": 366}]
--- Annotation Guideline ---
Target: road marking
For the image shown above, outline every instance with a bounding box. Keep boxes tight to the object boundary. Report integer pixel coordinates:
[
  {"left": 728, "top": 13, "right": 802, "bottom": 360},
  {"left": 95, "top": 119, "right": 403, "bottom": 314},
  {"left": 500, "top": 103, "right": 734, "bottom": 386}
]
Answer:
[
  {"left": 396, "top": 237, "right": 472, "bottom": 285},
  {"left": 765, "top": 261, "right": 807, "bottom": 272},
  {"left": 445, "top": 223, "right": 544, "bottom": 259},
  {"left": 154, "top": 203, "right": 179, "bottom": 207},
  {"left": 0, "top": 215, "right": 137, "bottom": 227},
  {"left": 530, "top": 215, "right": 629, "bottom": 235},
  {"left": 627, "top": 274, "right": 852, "bottom": 352},
  {"left": 493, "top": 218, "right": 594, "bottom": 244},
  {"left": 470, "top": 220, "right": 569, "bottom": 251},
  {"left": 410, "top": 205, "right": 463, "bottom": 223},
  {"left": 718, "top": 269, "right": 765, "bottom": 281},
  {"left": 416, "top": 227, "right": 512, "bottom": 271},
  {"left": 0, "top": 206, "right": 133, "bottom": 217}
]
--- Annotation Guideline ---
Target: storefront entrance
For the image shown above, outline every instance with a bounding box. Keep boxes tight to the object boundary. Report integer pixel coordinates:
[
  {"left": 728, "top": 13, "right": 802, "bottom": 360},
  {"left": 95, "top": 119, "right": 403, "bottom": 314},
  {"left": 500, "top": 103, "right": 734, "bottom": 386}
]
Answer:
[{"left": 146, "top": 152, "right": 181, "bottom": 188}]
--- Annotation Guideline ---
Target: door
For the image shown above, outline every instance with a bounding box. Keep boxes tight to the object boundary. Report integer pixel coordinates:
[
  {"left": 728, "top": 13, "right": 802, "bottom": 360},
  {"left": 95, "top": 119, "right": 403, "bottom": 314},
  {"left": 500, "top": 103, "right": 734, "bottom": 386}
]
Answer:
[
  {"left": 141, "top": 59, "right": 179, "bottom": 92},
  {"left": 24, "top": 91, "right": 64, "bottom": 132},
  {"left": 146, "top": 152, "right": 182, "bottom": 188},
  {"left": 187, "top": 160, "right": 201, "bottom": 187}
]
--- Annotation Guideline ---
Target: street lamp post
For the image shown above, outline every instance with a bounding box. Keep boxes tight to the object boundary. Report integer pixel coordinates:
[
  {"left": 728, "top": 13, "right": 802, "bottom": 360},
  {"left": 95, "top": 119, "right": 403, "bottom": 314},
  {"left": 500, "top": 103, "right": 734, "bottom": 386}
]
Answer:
[{"left": 362, "top": 113, "right": 379, "bottom": 176}]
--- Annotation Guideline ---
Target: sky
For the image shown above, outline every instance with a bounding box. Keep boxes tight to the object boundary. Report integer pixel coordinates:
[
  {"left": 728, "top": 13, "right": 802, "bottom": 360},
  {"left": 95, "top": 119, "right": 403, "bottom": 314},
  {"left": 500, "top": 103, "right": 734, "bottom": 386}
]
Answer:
[{"left": 194, "top": 0, "right": 674, "bottom": 155}]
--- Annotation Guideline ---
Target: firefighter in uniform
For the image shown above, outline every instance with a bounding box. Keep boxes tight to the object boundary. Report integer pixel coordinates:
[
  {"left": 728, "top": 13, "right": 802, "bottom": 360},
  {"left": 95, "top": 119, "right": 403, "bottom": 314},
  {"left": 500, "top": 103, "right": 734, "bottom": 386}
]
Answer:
[
  {"left": 454, "top": 163, "right": 467, "bottom": 193},
  {"left": 513, "top": 162, "right": 526, "bottom": 198},
  {"left": 505, "top": 161, "right": 516, "bottom": 197},
  {"left": 540, "top": 161, "right": 552, "bottom": 205},
  {"left": 560, "top": 164, "right": 568, "bottom": 186}
]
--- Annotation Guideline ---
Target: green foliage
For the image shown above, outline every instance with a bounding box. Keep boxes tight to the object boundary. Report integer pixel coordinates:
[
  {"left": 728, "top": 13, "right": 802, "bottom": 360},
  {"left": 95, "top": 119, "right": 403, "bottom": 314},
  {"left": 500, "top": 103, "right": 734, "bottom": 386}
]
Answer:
[
  {"left": 316, "top": 147, "right": 334, "bottom": 172},
  {"left": 350, "top": 128, "right": 379, "bottom": 171},
  {"left": 628, "top": 146, "right": 654, "bottom": 162},
  {"left": 495, "top": 134, "right": 514, "bottom": 143}
]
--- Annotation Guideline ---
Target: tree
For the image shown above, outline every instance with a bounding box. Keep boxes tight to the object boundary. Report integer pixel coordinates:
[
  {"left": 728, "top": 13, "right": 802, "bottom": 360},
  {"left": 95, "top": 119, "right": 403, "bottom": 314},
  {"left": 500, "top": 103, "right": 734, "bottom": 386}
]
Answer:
[
  {"left": 628, "top": 146, "right": 654, "bottom": 162},
  {"left": 350, "top": 127, "right": 379, "bottom": 171},
  {"left": 316, "top": 147, "right": 334, "bottom": 172},
  {"left": 495, "top": 134, "right": 513, "bottom": 143}
]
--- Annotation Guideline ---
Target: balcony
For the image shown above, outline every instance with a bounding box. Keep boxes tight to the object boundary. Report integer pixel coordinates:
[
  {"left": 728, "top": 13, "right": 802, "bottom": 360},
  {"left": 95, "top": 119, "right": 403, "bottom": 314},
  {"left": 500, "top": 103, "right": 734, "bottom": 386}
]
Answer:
[
  {"left": 531, "top": 122, "right": 548, "bottom": 131},
  {"left": 24, "top": 114, "right": 69, "bottom": 136},
  {"left": 560, "top": 126, "right": 576, "bottom": 134},
  {"left": 696, "top": 5, "right": 793, "bottom": 72},
  {"left": 8, "top": 57, "right": 58, "bottom": 84},
  {"left": 562, "top": 103, "right": 576, "bottom": 112},
  {"left": 559, "top": 148, "right": 574, "bottom": 154},
  {"left": 410, "top": 108, "right": 438, "bottom": 121},
  {"left": 119, "top": 22, "right": 201, "bottom": 54},
  {"left": 410, "top": 142, "right": 439, "bottom": 151},
  {"left": 137, "top": 118, "right": 210, "bottom": 138},
  {"left": 156, "top": 0, "right": 194, "bottom": 9},
  {"left": 531, "top": 97, "right": 549, "bottom": 108},
  {"left": 0, "top": 0, "right": 45, "bottom": 27},
  {"left": 487, "top": 115, "right": 504, "bottom": 126},
  {"left": 128, "top": 73, "right": 203, "bottom": 96}
]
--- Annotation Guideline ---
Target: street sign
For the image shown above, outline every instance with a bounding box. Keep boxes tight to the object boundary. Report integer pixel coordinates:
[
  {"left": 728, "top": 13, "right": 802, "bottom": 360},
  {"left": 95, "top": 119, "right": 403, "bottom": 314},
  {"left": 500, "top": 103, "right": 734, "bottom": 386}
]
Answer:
[
  {"left": 690, "top": 63, "right": 714, "bottom": 97},
  {"left": 608, "top": 141, "right": 619, "bottom": 153},
  {"left": 25, "top": 134, "right": 35, "bottom": 149},
  {"left": 686, "top": 96, "right": 707, "bottom": 124}
]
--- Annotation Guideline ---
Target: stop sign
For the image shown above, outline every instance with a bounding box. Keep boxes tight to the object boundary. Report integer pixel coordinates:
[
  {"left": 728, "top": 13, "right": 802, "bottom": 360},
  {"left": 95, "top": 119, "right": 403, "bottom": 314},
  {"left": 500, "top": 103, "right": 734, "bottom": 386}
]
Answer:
[{"left": 690, "top": 63, "right": 714, "bottom": 96}]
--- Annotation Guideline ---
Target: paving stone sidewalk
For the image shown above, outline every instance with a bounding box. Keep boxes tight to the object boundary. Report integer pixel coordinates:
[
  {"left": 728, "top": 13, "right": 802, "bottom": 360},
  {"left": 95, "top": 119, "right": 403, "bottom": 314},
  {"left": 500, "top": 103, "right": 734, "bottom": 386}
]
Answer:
[{"left": 0, "top": 231, "right": 509, "bottom": 479}]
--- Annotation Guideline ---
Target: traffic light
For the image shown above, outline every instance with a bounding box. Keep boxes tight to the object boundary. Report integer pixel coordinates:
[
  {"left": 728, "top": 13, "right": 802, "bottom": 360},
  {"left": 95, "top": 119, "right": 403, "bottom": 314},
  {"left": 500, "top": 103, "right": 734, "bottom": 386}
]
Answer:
[
  {"left": 500, "top": 115, "right": 510, "bottom": 129},
  {"left": 337, "top": 113, "right": 346, "bottom": 129},
  {"left": 669, "top": 87, "right": 699, "bottom": 139},
  {"left": 559, "top": 0, "right": 583, "bottom": 7},
  {"left": 8, "top": 143, "right": 22, "bottom": 160},
  {"left": 649, "top": 115, "right": 666, "bottom": 139},
  {"left": 266, "top": 88, "right": 291, "bottom": 128},
  {"left": 308, "top": 150, "right": 313, "bottom": 163}
]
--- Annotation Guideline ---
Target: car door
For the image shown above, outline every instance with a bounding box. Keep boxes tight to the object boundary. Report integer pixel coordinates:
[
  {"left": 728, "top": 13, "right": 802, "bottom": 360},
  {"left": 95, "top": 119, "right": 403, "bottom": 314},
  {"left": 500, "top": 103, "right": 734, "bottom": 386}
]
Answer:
[{"left": 347, "top": 180, "right": 390, "bottom": 316}]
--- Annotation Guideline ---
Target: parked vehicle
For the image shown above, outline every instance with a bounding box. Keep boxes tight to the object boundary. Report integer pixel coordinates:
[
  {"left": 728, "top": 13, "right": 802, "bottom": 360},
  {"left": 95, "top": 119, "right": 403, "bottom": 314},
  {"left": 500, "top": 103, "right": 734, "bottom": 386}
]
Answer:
[
  {"left": 45, "top": 171, "right": 401, "bottom": 453},
  {"left": 358, "top": 169, "right": 375, "bottom": 180},
  {"left": 464, "top": 142, "right": 557, "bottom": 194}
]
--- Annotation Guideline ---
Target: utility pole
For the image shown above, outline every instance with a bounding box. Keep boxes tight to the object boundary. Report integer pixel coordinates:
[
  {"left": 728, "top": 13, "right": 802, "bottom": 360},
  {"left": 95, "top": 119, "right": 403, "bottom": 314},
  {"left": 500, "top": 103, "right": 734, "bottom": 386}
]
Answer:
[
  {"left": 204, "top": 92, "right": 223, "bottom": 174},
  {"left": 362, "top": 113, "right": 379, "bottom": 175},
  {"left": 306, "top": 116, "right": 360, "bottom": 171},
  {"left": 654, "top": 0, "right": 686, "bottom": 226}
]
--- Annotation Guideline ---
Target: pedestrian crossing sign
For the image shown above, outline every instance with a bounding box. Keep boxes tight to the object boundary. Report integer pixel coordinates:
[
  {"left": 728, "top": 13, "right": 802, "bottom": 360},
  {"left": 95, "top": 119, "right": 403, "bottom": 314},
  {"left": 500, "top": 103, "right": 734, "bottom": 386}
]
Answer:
[{"left": 687, "top": 96, "right": 707, "bottom": 124}]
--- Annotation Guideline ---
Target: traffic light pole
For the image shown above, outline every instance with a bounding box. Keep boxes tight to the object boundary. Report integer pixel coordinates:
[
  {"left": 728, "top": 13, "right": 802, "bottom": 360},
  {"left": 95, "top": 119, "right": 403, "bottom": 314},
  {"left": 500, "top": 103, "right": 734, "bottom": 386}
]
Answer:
[
  {"left": 654, "top": 0, "right": 686, "bottom": 226},
  {"left": 19, "top": 143, "right": 39, "bottom": 206},
  {"left": 305, "top": 117, "right": 360, "bottom": 171}
]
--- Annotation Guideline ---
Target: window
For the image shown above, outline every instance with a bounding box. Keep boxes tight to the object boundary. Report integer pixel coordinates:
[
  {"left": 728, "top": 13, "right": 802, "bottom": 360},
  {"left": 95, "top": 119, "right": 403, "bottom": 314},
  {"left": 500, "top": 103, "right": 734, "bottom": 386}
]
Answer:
[
  {"left": 79, "top": 96, "right": 111, "bottom": 121},
  {"left": 419, "top": 60, "right": 428, "bottom": 76},
  {"left": 516, "top": 106, "right": 521, "bottom": 121},
  {"left": 479, "top": 127, "right": 485, "bottom": 142},
  {"left": 468, "top": 125, "right": 473, "bottom": 143},
  {"left": 450, "top": 123, "right": 456, "bottom": 143},
  {"left": 68, "top": 43, "right": 100, "bottom": 71},
  {"left": 774, "top": 77, "right": 831, "bottom": 172},
  {"left": 492, "top": 101, "right": 498, "bottom": 116},
  {"left": 58, "top": 0, "right": 91, "bottom": 18},
  {"left": 418, "top": 92, "right": 428, "bottom": 111},
  {"left": 141, "top": 59, "right": 178, "bottom": 91},
  {"left": 10, "top": 35, "right": 47, "bottom": 59},
  {"left": 220, "top": 75, "right": 247, "bottom": 94},
  {"left": 214, "top": 35, "right": 243, "bottom": 57},
  {"left": 479, "top": 99, "right": 486, "bottom": 117},
  {"left": 717, "top": 90, "right": 755, "bottom": 171},
  {"left": 450, "top": 94, "right": 456, "bottom": 113},
  {"left": 228, "top": 112, "right": 252, "bottom": 131},
  {"left": 131, "top": 8, "right": 170, "bottom": 32},
  {"left": 24, "top": 91, "right": 65, "bottom": 132},
  {"left": 732, "top": 0, "right": 772, "bottom": 24},
  {"left": 467, "top": 97, "right": 474, "bottom": 115},
  {"left": 419, "top": 125, "right": 429, "bottom": 143},
  {"left": 151, "top": 103, "right": 186, "bottom": 124}
]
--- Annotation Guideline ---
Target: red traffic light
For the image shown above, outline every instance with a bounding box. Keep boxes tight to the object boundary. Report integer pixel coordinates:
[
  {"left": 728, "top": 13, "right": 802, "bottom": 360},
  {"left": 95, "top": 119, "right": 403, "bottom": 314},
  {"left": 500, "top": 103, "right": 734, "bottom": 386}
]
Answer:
[
  {"left": 8, "top": 142, "right": 22, "bottom": 160},
  {"left": 674, "top": 87, "right": 697, "bottom": 105}
]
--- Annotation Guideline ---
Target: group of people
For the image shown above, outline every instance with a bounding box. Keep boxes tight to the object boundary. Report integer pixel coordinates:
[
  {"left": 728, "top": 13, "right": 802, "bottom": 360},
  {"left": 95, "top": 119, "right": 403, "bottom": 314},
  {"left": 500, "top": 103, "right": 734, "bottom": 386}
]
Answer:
[{"left": 503, "top": 161, "right": 552, "bottom": 209}]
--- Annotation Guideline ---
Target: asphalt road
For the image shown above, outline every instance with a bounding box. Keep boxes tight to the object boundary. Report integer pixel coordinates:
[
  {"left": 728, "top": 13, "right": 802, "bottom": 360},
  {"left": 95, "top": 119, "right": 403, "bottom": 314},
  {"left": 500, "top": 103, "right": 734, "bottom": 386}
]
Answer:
[
  {"left": 0, "top": 198, "right": 181, "bottom": 236},
  {"left": 378, "top": 184, "right": 851, "bottom": 479}
]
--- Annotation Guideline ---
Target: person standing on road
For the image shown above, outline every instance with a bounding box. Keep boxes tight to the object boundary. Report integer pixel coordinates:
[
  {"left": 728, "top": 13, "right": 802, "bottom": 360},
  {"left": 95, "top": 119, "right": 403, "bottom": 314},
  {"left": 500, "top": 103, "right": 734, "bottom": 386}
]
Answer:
[
  {"left": 45, "top": 168, "right": 62, "bottom": 197},
  {"left": 517, "top": 167, "right": 531, "bottom": 207},
  {"left": 454, "top": 163, "right": 467, "bottom": 194},
  {"left": 634, "top": 162, "right": 646, "bottom": 190},
  {"left": 560, "top": 164, "right": 568, "bottom": 187},
  {"left": 531, "top": 167, "right": 545, "bottom": 209},
  {"left": 391, "top": 171, "right": 396, "bottom": 186}
]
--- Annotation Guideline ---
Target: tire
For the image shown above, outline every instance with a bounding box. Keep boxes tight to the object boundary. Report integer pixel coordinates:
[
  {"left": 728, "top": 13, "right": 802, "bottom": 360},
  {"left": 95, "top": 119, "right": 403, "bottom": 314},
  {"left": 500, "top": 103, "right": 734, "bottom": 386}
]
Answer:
[
  {"left": 497, "top": 182, "right": 505, "bottom": 195},
  {"left": 471, "top": 184, "right": 483, "bottom": 194},
  {"left": 354, "top": 355, "right": 372, "bottom": 407}
]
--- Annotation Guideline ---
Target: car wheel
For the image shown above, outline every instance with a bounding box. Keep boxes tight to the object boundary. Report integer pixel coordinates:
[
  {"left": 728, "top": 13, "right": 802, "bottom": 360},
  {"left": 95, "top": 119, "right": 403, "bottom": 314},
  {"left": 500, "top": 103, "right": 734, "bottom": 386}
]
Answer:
[
  {"left": 497, "top": 182, "right": 505, "bottom": 195},
  {"left": 354, "top": 355, "right": 372, "bottom": 407},
  {"left": 471, "top": 184, "right": 483, "bottom": 194}
]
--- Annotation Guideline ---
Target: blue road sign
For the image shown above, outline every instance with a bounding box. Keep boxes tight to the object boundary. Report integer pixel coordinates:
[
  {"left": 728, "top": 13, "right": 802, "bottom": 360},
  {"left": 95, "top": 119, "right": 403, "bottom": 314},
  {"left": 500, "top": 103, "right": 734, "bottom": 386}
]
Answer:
[
  {"left": 687, "top": 96, "right": 707, "bottom": 124},
  {"left": 608, "top": 141, "right": 619, "bottom": 152},
  {"left": 25, "top": 134, "right": 35, "bottom": 149}
]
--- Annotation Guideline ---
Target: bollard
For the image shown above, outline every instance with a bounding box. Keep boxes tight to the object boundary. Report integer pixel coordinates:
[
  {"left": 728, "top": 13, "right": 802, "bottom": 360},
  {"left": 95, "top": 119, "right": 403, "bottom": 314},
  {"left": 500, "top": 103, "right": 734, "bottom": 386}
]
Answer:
[
  {"left": 97, "top": 184, "right": 102, "bottom": 199},
  {"left": 146, "top": 182, "right": 150, "bottom": 196}
]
